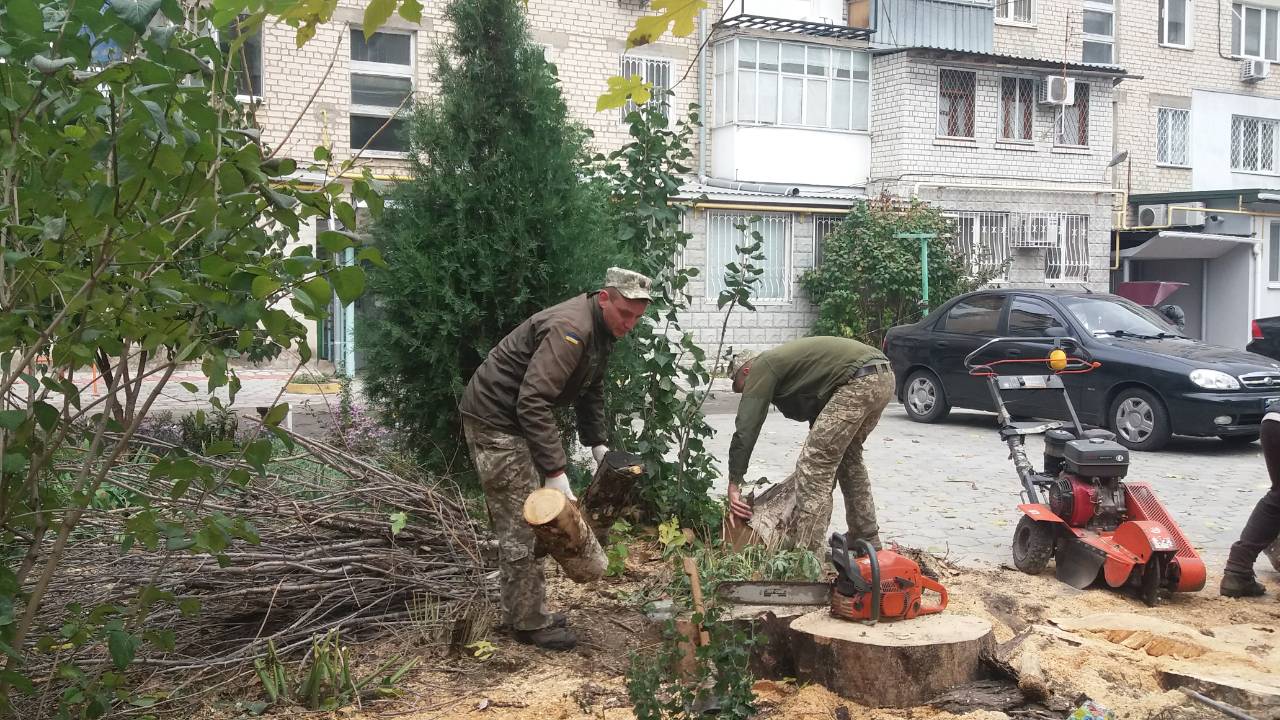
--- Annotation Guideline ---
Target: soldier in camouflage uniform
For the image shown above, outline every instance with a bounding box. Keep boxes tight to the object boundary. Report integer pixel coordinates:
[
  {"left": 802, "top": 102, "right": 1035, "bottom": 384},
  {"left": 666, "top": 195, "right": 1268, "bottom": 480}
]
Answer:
[
  {"left": 725, "top": 337, "right": 896, "bottom": 553},
  {"left": 459, "top": 268, "right": 652, "bottom": 650}
]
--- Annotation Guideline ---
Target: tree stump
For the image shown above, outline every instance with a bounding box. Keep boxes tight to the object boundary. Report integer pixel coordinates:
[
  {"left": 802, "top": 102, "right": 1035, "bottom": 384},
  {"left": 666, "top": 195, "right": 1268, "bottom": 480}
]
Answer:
[
  {"left": 790, "top": 611, "right": 995, "bottom": 708},
  {"left": 723, "top": 604, "right": 813, "bottom": 679},
  {"left": 580, "top": 450, "right": 644, "bottom": 540},
  {"left": 523, "top": 488, "right": 607, "bottom": 583}
]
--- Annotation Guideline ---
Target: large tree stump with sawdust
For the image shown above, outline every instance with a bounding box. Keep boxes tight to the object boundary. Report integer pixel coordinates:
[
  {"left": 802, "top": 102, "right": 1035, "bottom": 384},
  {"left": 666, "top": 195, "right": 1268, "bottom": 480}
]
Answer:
[
  {"left": 523, "top": 488, "right": 607, "bottom": 583},
  {"left": 580, "top": 450, "right": 644, "bottom": 540},
  {"left": 790, "top": 611, "right": 995, "bottom": 708}
]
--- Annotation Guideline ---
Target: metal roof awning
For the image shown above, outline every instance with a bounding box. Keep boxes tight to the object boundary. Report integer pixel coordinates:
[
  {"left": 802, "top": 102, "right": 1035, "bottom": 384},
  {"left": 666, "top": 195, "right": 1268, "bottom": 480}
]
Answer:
[
  {"left": 1120, "top": 230, "right": 1257, "bottom": 260},
  {"left": 716, "top": 14, "right": 872, "bottom": 40},
  {"left": 1129, "top": 188, "right": 1280, "bottom": 205},
  {"left": 888, "top": 47, "right": 1127, "bottom": 76}
]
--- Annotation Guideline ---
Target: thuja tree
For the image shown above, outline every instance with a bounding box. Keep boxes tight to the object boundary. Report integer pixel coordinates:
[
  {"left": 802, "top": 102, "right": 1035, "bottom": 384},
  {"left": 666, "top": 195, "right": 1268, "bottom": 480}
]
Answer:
[
  {"left": 800, "top": 194, "right": 995, "bottom": 347},
  {"left": 360, "top": 0, "right": 616, "bottom": 474},
  {"left": 0, "top": 1, "right": 382, "bottom": 714},
  {"left": 600, "top": 100, "right": 762, "bottom": 530}
]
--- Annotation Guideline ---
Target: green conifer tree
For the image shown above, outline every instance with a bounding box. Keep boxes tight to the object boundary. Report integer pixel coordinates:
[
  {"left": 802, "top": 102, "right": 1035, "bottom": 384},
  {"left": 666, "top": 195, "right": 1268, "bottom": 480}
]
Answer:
[{"left": 360, "top": 0, "right": 615, "bottom": 472}]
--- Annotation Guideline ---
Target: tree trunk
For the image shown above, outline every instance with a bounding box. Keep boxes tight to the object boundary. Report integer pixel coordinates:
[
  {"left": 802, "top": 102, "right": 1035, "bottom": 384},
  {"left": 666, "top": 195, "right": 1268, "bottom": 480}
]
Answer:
[
  {"left": 523, "top": 488, "right": 607, "bottom": 583},
  {"left": 790, "top": 610, "right": 995, "bottom": 708},
  {"left": 580, "top": 450, "right": 644, "bottom": 539},
  {"left": 741, "top": 476, "right": 797, "bottom": 549}
]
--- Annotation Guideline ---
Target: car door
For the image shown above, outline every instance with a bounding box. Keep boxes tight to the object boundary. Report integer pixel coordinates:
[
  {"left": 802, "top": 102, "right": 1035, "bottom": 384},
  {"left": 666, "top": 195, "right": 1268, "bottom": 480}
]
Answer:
[
  {"left": 1003, "top": 295, "right": 1080, "bottom": 420},
  {"left": 930, "top": 293, "right": 1008, "bottom": 409}
]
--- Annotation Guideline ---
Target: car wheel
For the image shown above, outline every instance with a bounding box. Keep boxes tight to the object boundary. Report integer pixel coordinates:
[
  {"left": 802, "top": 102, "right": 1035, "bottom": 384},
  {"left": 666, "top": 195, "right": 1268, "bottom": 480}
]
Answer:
[
  {"left": 1011, "top": 516, "right": 1055, "bottom": 575},
  {"left": 1218, "top": 433, "right": 1260, "bottom": 445},
  {"left": 903, "top": 369, "right": 950, "bottom": 423},
  {"left": 1108, "top": 388, "right": 1172, "bottom": 452}
]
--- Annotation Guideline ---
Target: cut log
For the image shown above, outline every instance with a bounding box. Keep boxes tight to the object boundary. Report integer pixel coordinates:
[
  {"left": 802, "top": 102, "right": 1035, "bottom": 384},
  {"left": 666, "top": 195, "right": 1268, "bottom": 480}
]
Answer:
[
  {"left": 1159, "top": 668, "right": 1280, "bottom": 718},
  {"left": 580, "top": 450, "right": 644, "bottom": 539},
  {"left": 789, "top": 611, "right": 995, "bottom": 708},
  {"left": 523, "top": 488, "right": 607, "bottom": 583},
  {"left": 741, "top": 476, "right": 797, "bottom": 549}
]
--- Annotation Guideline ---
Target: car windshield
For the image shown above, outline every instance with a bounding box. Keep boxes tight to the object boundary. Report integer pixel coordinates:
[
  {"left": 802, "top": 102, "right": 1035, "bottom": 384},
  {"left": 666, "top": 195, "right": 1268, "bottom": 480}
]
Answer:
[{"left": 1058, "top": 295, "right": 1181, "bottom": 338}]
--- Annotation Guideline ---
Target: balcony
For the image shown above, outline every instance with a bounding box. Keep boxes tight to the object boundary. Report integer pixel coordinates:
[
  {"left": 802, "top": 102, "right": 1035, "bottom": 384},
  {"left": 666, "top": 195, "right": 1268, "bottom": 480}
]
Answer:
[
  {"left": 720, "top": 0, "right": 872, "bottom": 40},
  {"left": 870, "top": 0, "right": 993, "bottom": 53}
]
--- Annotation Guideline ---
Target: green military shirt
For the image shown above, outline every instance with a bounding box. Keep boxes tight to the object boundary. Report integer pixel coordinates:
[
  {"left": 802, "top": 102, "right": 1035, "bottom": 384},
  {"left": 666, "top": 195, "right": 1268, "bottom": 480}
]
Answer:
[{"left": 728, "top": 336, "right": 888, "bottom": 481}]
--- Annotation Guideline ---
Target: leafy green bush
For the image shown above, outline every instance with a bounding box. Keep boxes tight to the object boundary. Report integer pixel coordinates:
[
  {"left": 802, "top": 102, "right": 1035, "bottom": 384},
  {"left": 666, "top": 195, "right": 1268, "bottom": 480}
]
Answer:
[
  {"left": 626, "top": 609, "right": 756, "bottom": 720},
  {"left": 800, "top": 193, "right": 1001, "bottom": 346}
]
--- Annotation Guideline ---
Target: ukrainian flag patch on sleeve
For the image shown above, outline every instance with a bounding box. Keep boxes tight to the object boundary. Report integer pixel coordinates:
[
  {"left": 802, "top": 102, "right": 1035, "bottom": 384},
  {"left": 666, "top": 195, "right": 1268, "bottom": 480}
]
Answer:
[{"left": 564, "top": 331, "right": 582, "bottom": 346}]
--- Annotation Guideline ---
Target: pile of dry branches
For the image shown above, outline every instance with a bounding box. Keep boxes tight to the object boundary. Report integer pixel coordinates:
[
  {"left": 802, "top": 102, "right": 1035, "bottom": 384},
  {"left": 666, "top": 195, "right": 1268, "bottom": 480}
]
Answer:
[{"left": 28, "top": 430, "right": 495, "bottom": 681}]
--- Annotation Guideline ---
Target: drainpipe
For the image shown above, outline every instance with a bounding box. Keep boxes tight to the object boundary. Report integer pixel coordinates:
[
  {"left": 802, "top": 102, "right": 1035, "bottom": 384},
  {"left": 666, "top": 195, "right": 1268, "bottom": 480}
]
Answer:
[
  {"left": 698, "top": 8, "right": 708, "bottom": 182},
  {"left": 703, "top": 177, "right": 802, "bottom": 195}
]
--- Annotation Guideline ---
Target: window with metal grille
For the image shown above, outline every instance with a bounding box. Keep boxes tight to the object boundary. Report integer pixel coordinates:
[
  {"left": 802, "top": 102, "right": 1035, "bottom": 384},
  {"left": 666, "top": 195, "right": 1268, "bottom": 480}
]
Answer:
[
  {"left": 996, "top": 0, "right": 1033, "bottom": 24},
  {"left": 1000, "top": 77, "right": 1035, "bottom": 141},
  {"left": 949, "top": 213, "right": 1010, "bottom": 281},
  {"left": 937, "top": 69, "right": 976, "bottom": 138},
  {"left": 814, "top": 214, "right": 845, "bottom": 266},
  {"left": 1055, "top": 82, "right": 1090, "bottom": 147},
  {"left": 1233, "top": 3, "right": 1280, "bottom": 60},
  {"left": 1159, "top": 0, "right": 1192, "bottom": 47},
  {"left": 350, "top": 29, "right": 414, "bottom": 153},
  {"left": 219, "top": 16, "right": 263, "bottom": 97},
  {"left": 1231, "top": 115, "right": 1279, "bottom": 173},
  {"left": 705, "top": 212, "right": 791, "bottom": 301},
  {"left": 1045, "top": 215, "right": 1090, "bottom": 282},
  {"left": 719, "top": 39, "right": 870, "bottom": 131},
  {"left": 1083, "top": 0, "right": 1115, "bottom": 63},
  {"left": 1157, "top": 107, "right": 1190, "bottom": 167},
  {"left": 621, "top": 55, "right": 672, "bottom": 121}
]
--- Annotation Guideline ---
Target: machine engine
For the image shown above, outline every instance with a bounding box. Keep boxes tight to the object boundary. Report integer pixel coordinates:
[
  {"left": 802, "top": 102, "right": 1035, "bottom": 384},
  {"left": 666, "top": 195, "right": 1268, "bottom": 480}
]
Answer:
[{"left": 1044, "top": 430, "right": 1130, "bottom": 529}]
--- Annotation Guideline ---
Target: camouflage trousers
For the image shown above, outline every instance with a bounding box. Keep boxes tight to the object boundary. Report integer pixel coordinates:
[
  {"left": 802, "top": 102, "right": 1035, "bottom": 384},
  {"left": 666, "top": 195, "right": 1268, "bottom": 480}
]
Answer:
[
  {"left": 462, "top": 417, "right": 553, "bottom": 632},
  {"left": 782, "top": 368, "right": 895, "bottom": 554}
]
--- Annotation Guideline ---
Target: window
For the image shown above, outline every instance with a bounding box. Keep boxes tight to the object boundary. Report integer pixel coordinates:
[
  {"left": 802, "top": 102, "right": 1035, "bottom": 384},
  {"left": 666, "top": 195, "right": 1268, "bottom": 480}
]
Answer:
[
  {"left": 1157, "top": 107, "right": 1190, "bottom": 166},
  {"left": 1009, "top": 297, "right": 1068, "bottom": 336},
  {"left": 706, "top": 212, "right": 791, "bottom": 301},
  {"left": 1233, "top": 3, "right": 1280, "bottom": 59},
  {"left": 996, "top": 0, "right": 1033, "bottom": 24},
  {"left": 1082, "top": 0, "right": 1115, "bottom": 63},
  {"left": 621, "top": 55, "right": 671, "bottom": 121},
  {"left": 716, "top": 39, "right": 869, "bottom": 131},
  {"left": 217, "top": 17, "right": 262, "bottom": 97},
  {"left": 1000, "top": 77, "right": 1035, "bottom": 141},
  {"left": 1265, "top": 222, "right": 1280, "bottom": 284},
  {"left": 951, "top": 213, "right": 1011, "bottom": 281},
  {"left": 1232, "top": 115, "right": 1280, "bottom": 173},
  {"left": 940, "top": 295, "right": 1005, "bottom": 335},
  {"left": 1055, "top": 82, "right": 1090, "bottom": 147},
  {"left": 814, "top": 214, "right": 844, "bottom": 265},
  {"left": 350, "top": 29, "right": 414, "bottom": 153},
  {"left": 1160, "top": 0, "right": 1191, "bottom": 47},
  {"left": 1045, "top": 215, "right": 1090, "bottom": 282},
  {"left": 937, "top": 69, "right": 976, "bottom": 138}
]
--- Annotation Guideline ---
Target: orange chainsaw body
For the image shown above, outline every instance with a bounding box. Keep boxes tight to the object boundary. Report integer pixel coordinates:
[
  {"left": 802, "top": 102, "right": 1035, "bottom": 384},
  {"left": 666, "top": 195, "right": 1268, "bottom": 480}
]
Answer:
[{"left": 829, "top": 549, "right": 949, "bottom": 622}]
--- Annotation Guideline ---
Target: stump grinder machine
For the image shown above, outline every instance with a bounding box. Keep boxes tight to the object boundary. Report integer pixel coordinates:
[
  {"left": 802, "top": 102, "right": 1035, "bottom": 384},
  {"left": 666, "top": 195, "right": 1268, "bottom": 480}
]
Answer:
[{"left": 966, "top": 337, "right": 1205, "bottom": 606}]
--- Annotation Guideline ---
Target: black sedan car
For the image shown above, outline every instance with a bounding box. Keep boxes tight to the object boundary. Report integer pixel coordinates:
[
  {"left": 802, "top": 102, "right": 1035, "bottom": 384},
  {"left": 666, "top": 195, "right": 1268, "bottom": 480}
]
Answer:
[
  {"left": 884, "top": 289, "right": 1280, "bottom": 451},
  {"left": 1247, "top": 315, "right": 1280, "bottom": 362}
]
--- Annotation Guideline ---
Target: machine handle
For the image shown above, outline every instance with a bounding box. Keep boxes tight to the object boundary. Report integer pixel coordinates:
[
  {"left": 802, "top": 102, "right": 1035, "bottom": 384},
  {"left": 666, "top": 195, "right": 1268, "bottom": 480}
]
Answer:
[{"left": 917, "top": 576, "right": 949, "bottom": 616}]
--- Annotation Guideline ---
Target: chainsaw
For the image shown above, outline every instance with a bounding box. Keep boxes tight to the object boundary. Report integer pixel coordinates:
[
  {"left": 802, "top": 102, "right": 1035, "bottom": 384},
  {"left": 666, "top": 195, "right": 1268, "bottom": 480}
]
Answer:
[{"left": 715, "top": 534, "right": 948, "bottom": 624}]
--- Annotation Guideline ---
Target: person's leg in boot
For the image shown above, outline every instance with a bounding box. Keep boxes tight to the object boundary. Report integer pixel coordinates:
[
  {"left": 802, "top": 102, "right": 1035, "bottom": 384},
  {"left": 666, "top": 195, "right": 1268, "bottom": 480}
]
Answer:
[
  {"left": 463, "top": 420, "right": 575, "bottom": 649},
  {"left": 785, "top": 377, "right": 881, "bottom": 553},
  {"left": 1222, "top": 416, "right": 1280, "bottom": 597},
  {"left": 836, "top": 372, "right": 894, "bottom": 550}
]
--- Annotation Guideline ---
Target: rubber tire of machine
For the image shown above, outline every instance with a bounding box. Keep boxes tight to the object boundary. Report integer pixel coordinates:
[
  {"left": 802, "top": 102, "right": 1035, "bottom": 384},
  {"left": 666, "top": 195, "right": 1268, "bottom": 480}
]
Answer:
[
  {"left": 1139, "top": 555, "right": 1164, "bottom": 607},
  {"left": 1108, "top": 387, "right": 1173, "bottom": 452},
  {"left": 902, "top": 369, "right": 951, "bottom": 423},
  {"left": 1218, "top": 433, "right": 1260, "bottom": 446},
  {"left": 1011, "top": 516, "right": 1055, "bottom": 575}
]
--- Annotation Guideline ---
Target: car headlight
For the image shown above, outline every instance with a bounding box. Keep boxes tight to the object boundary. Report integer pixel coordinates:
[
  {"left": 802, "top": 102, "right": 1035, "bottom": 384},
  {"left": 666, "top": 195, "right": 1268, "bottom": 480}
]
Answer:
[{"left": 1189, "top": 369, "right": 1241, "bottom": 390}]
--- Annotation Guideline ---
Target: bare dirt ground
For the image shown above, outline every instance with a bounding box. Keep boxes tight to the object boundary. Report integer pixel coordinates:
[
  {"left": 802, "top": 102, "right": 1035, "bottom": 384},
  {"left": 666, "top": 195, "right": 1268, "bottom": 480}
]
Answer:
[{"left": 327, "top": 543, "right": 1280, "bottom": 720}]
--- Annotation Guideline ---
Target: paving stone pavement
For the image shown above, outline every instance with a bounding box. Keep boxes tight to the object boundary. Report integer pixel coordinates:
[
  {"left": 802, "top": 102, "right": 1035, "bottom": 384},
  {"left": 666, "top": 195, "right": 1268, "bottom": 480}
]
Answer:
[{"left": 701, "top": 382, "right": 1268, "bottom": 573}]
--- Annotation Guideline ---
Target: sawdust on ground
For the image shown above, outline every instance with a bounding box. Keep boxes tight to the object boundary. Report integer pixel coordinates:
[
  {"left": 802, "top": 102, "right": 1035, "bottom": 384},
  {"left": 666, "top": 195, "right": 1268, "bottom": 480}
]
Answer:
[{"left": 329, "top": 546, "right": 1280, "bottom": 720}]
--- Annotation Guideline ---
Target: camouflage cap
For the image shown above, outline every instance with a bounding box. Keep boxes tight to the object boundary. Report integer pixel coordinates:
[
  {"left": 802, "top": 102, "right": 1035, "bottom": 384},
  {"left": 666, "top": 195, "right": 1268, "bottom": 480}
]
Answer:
[
  {"left": 728, "top": 349, "right": 757, "bottom": 377},
  {"left": 605, "top": 267, "right": 653, "bottom": 301}
]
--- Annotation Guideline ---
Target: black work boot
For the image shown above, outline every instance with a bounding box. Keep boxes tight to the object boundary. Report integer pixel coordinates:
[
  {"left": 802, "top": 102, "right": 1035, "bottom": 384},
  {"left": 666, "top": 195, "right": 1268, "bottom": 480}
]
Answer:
[
  {"left": 1220, "top": 572, "right": 1267, "bottom": 598},
  {"left": 513, "top": 624, "right": 577, "bottom": 651}
]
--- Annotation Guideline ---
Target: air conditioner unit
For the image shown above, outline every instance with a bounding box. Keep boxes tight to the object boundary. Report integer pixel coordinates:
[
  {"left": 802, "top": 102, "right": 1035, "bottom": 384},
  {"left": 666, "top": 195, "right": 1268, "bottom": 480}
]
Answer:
[
  {"left": 1136, "top": 204, "right": 1167, "bottom": 226},
  {"left": 1170, "top": 201, "right": 1206, "bottom": 226},
  {"left": 1242, "top": 59, "right": 1271, "bottom": 83},
  {"left": 1038, "top": 76, "right": 1076, "bottom": 105}
]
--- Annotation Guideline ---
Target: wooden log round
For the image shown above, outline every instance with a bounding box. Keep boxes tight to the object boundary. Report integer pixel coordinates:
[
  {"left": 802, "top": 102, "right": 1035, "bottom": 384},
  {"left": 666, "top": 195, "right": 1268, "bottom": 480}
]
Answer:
[
  {"left": 789, "top": 610, "right": 995, "bottom": 708},
  {"left": 522, "top": 488, "right": 607, "bottom": 583},
  {"left": 580, "top": 450, "right": 644, "bottom": 540}
]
